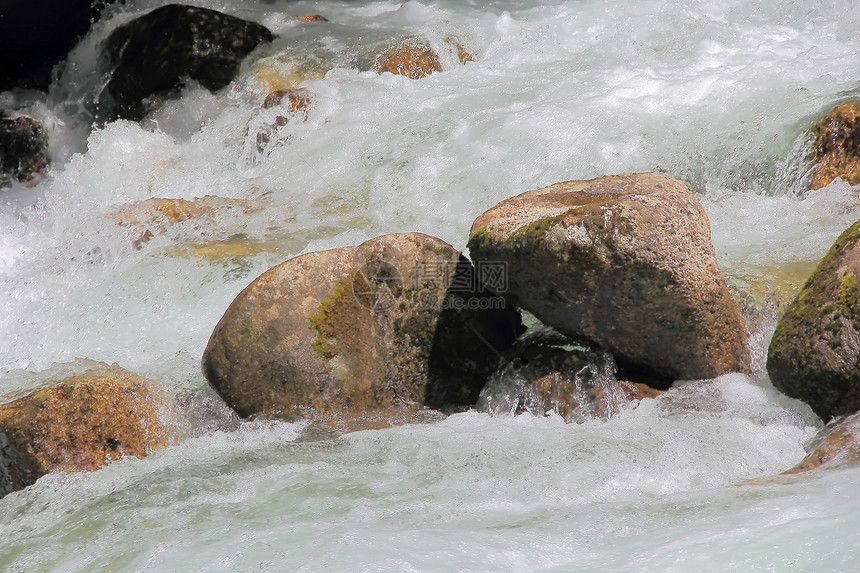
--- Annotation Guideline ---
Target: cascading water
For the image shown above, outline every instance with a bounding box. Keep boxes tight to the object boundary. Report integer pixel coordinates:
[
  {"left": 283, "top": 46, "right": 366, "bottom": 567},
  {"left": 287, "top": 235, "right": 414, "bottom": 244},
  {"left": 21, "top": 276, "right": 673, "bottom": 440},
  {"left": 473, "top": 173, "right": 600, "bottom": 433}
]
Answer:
[{"left": 2, "top": 0, "right": 860, "bottom": 569}]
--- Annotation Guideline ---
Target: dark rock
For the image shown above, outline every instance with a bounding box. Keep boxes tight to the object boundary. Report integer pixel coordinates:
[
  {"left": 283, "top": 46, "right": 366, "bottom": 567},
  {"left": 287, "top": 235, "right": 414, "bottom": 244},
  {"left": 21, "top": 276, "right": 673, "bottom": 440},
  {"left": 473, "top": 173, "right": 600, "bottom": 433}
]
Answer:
[
  {"left": 768, "top": 220, "right": 860, "bottom": 421},
  {"left": 97, "top": 4, "right": 274, "bottom": 122},
  {"left": 0, "top": 113, "right": 50, "bottom": 187},
  {"left": 425, "top": 255, "right": 524, "bottom": 410},
  {"left": 0, "top": 363, "right": 178, "bottom": 498},
  {"left": 808, "top": 101, "right": 860, "bottom": 190},
  {"left": 202, "top": 233, "right": 521, "bottom": 419},
  {"left": 467, "top": 172, "right": 750, "bottom": 382}
]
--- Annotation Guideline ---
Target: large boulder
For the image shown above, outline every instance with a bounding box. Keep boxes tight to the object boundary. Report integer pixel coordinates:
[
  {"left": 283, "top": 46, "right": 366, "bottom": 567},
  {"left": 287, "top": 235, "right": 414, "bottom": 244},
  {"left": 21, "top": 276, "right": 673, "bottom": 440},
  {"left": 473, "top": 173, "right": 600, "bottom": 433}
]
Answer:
[
  {"left": 467, "top": 172, "right": 750, "bottom": 381},
  {"left": 203, "top": 233, "right": 521, "bottom": 419},
  {"left": 0, "top": 113, "right": 50, "bottom": 187},
  {"left": 767, "top": 221, "right": 860, "bottom": 421},
  {"left": 808, "top": 101, "right": 860, "bottom": 190},
  {"left": 0, "top": 363, "right": 177, "bottom": 497},
  {"left": 97, "top": 4, "right": 274, "bottom": 122}
]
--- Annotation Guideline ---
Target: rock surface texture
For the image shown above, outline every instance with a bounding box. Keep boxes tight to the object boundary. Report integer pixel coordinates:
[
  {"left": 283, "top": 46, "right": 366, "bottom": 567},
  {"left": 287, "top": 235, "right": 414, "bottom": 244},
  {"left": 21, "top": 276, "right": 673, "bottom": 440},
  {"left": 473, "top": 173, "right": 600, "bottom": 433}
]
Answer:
[
  {"left": 0, "top": 364, "right": 176, "bottom": 497},
  {"left": 478, "top": 333, "right": 664, "bottom": 423},
  {"left": 203, "top": 233, "right": 520, "bottom": 419},
  {"left": 808, "top": 101, "right": 860, "bottom": 190},
  {"left": 98, "top": 4, "right": 274, "bottom": 122},
  {"left": 0, "top": 114, "right": 50, "bottom": 187},
  {"left": 784, "top": 411, "right": 860, "bottom": 474},
  {"left": 468, "top": 172, "right": 750, "bottom": 381},
  {"left": 768, "top": 221, "right": 860, "bottom": 421}
]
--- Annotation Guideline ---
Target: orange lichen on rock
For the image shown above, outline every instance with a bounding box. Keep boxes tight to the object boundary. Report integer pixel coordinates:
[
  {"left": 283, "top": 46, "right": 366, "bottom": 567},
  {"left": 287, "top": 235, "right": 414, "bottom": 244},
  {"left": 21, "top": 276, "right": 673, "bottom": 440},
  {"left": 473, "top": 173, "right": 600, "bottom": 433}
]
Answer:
[
  {"left": 263, "top": 87, "right": 313, "bottom": 114},
  {"left": 0, "top": 364, "right": 178, "bottom": 496},
  {"left": 295, "top": 14, "right": 327, "bottom": 22},
  {"left": 809, "top": 101, "right": 860, "bottom": 190},
  {"left": 374, "top": 41, "right": 444, "bottom": 79},
  {"left": 111, "top": 196, "right": 266, "bottom": 247}
]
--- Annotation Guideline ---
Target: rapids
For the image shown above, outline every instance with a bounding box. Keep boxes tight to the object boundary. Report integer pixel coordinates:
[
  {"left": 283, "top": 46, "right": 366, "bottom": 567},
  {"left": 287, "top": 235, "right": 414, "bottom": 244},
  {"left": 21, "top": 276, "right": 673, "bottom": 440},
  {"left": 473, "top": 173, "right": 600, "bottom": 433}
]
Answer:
[{"left": 2, "top": 0, "right": 860, "bottom": 569}]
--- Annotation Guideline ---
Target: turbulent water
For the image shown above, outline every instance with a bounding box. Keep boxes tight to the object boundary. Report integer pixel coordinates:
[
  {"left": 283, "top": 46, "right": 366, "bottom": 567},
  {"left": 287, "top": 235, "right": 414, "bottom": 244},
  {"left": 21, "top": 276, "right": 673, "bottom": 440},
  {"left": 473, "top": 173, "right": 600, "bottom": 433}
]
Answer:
[{"left": 2, "top": 0, "right": 860, "bottom": 569}]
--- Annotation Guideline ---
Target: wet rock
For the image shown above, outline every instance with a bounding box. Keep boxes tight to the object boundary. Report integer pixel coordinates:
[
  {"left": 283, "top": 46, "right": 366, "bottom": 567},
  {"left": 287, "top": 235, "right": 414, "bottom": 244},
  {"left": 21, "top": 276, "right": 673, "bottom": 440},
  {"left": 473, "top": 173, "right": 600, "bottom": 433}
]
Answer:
[
  {"left": 468, "top": 172, "right": 750, "bottom": 381},
  {"left": 295, "top": 15, "right": 328, "bottom": 23},
  {"left": 250, "top": 55, "right": 327, "bottom": 93},
  {"left": 0, "top": 113, "right": 50, "bottom": 187},
  {"left": 203, "top": 233, "right": 521, "bottom": 419},
  {"left": 111, "top": 196, "right": 267, "bottom": 248},
  {"left": 768, "top": 220, "right": 860, "bottom": 421},
  {"left": 808, "top": 101, "right": 860, "bottom": 190},
  {"left": 478, "top": 324, "right": 663, "bottom": 423},
  {"left": 297, "top": 407, "right": 448, "bottom": 441},
  {"left": 0, "top": 363, "right": 177, "bottom": 498},
  {"left": 256, "top": 88, "right": 313, "bottom": 152},
  {"left": 97, "top": 4, "right": 274, "bottom": 122},
  {"left": 783, "top": 411, "right": 860, "bottom": 474},
  {"left": 375, "top": 40, "right": 443, "bottom": 79},
  {"left": 373, "top": 38, "right": 473, "bottom": 80}
]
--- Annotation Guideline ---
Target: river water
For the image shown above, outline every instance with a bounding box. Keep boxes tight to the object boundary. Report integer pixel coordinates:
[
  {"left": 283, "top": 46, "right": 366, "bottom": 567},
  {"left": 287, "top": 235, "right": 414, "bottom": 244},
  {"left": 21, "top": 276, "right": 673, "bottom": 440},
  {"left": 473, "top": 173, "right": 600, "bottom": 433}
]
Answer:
[{"left": 2, "top": 0, "right": 860, "bottom": 570}]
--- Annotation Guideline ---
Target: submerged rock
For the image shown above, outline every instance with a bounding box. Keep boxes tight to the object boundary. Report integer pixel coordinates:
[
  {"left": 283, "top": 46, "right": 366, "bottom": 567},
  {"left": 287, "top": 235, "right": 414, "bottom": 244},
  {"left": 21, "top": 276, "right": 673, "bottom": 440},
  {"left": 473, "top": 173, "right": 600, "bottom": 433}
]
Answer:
[
  {"left": 0, "top": 364, "right": 177, "bottom": 498},
  {"left": 97, "top": 4, "right": 274, "bottom": 122},
  {"left": 784, "top": 411, "right": 860, "bottom": 474},
  {"left": 255, "top": 87, "right": 313, "bottom": 152},
  {"left": 478, "top": 332, "right": 663, "bottom": 423},
  {"left": 0, "top": 113, "right": 50, "bottom": 187},
  {"left": 295, "top": 14, "right": 328, "bottom": 23},
  {"left": 468, "top": 172, "right": 750, "bottom": 382},
  {"left": 203, "top": 233, "right": 520, "bottom": 419},
  {"left": 250, "top": 55, "right": 327, "bottom": 94},
  {"left": 768, "top": 220, "right": 860, "bottom": 421},
  {"left": 111, "top": 196, "right": 268, "bottom": 248},
  {"left": 373, "top": 38, "right": 473, "bottom": 80},
  {"left": 808, "top": 101, "right": 860, "bottom": 190}
]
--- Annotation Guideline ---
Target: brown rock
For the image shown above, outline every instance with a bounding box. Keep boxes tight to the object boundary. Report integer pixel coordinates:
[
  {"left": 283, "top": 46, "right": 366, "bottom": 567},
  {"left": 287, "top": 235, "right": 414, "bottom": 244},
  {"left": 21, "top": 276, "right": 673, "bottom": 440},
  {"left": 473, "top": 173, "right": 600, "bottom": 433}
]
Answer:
[
  {"left": 478, "top": 330, "right": 663, "bottom": 423},
  {"left": 767, "top": 220, "right": 860, "bottom": 421},
  {"left": 374, "top": 40, "right": 443, "bottom": 79},
  {"left": 257, "top": 88, "right": 313, "bottom": 152},
  {"left": 295, "top": 14, "right": 327, "bottom": 23},
  {"left": 203, "top": 233, "right": 520, "bottom": 419},
  {"left": 468, "top": 172, "right": 750, "bottom": 381},
  {"left": 784, "top": 411, "right": 860, "bottom": 473},
  {"left": 111, "top": 196, "right": 267, "bottom": 248},
  {"left": 0, "top": 364, "right": 177, "bottom": 497},
  {"left": 809, "top": 101, "right": 860, "bottom": 190}
]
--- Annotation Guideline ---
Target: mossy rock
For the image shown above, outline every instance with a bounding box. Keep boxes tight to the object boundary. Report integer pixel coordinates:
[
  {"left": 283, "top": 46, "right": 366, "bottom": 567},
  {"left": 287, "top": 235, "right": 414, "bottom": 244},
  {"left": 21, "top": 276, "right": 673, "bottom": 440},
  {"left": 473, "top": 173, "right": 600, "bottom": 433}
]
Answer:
[
  {"left": 808, "top": 101, "right": 860, "bottom": 190},
  {"left": 203, "top": 233, "right": 521, "bottom": 419},
  {"left": 767, "top": 220, "right": 860, "bottom": 421},
  {"left": 467, "top": 172, "right": 750, "bottom": 381}
]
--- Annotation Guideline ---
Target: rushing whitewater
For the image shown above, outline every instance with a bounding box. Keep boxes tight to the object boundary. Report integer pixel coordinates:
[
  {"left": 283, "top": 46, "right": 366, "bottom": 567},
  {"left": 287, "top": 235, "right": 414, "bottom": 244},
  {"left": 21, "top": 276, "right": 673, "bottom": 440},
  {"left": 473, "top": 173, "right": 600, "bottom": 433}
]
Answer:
[{"left": 2, "top": 0, "right": 860, "bottom": 569}]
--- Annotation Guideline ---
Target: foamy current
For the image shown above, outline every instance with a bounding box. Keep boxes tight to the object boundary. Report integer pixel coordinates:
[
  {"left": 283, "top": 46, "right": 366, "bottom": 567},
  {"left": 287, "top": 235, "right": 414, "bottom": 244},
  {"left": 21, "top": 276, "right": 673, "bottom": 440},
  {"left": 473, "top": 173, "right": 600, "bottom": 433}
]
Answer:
[{"left": 2, "top": 0, "right": 860, "bottom": 570}]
